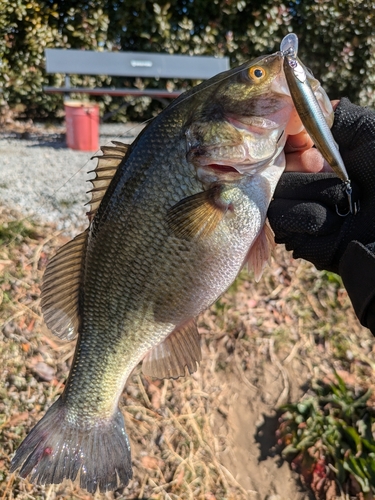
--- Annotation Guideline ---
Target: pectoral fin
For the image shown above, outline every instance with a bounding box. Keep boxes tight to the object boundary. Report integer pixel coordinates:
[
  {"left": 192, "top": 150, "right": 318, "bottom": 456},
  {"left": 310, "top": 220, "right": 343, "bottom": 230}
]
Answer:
[
  {"left": 246, "top": 222, "right": 275, "bottom": 282},
  {"left": 166, "top": 185, "right": 231, "bottom": 240},
  {"left": 142, "top": 319, "right": 201, "bottom": 379}
]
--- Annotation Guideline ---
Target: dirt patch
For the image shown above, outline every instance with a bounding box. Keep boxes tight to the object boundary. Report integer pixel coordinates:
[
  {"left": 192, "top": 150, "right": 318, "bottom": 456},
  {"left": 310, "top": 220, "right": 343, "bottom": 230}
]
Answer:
[{"left": 215, "top": 365, "right": 311, "bottom": 500}]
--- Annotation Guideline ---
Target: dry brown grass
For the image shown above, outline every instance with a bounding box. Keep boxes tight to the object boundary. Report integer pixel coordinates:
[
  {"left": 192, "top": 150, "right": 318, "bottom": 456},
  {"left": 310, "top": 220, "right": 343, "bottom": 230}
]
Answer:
[{"left": 1, "top": 205, "right": 375, "bottom": 500}]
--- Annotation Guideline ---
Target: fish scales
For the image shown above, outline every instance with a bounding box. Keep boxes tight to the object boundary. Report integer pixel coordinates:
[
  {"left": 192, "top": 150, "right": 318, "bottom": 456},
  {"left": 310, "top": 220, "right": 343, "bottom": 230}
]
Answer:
[{"left": 10, "top": 51, "right": 335, "bottom": 493}]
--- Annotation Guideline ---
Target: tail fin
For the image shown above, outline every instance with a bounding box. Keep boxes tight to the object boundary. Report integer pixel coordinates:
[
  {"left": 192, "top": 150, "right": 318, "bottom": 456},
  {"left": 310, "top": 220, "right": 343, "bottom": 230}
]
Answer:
[{"left": 10, "top": 397, "right": 133, "bottom": 493}]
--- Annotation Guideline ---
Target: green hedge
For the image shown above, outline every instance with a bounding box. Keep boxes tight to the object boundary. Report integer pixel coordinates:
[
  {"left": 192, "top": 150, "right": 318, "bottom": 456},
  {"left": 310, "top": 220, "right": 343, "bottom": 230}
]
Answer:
[{"left": 1, "top": 0, "right": 374, "bottom": 121}]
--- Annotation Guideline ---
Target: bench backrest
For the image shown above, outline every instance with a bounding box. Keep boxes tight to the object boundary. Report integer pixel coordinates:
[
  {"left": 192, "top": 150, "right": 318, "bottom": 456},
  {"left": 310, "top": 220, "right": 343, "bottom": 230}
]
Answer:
[{"left": 45, "top": 49, "right": 230, "bottom": 80}]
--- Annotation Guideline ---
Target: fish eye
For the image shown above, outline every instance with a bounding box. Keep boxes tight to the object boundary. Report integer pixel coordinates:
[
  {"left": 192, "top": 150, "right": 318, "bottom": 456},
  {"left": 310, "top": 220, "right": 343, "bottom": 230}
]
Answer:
[{"left": 248, "top": 66, "right": 266, "bottom": 81}]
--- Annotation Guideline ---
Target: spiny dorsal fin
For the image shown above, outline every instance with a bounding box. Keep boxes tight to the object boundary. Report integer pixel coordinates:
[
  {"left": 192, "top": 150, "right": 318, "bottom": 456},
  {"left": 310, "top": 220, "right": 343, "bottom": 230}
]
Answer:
[
  {"left": 142, "top": 319, "right": 201, "bottom": 379},
  {"left": 86, "top": 141, "right": 130, "bottom": 221},
  {"left": 166, "top": 184, "right": 229, "bottom": 240},
  {"left": 41, "top": 230, "right": 88, "bottom": 341}
]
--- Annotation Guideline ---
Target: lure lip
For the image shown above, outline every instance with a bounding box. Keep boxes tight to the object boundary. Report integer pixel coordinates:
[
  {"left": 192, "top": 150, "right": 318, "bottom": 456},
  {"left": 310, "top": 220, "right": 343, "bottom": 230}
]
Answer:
[{"left": 280, "top": 33, "right": 298, "bottom": 58}]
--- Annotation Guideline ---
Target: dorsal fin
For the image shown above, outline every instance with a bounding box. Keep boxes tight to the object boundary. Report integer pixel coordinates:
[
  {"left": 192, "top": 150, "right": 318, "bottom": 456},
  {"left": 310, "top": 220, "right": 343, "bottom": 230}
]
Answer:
[
  {"left": 41, "top": 230, "right": 88, "bottom": 341},
  {"left": 86, "top": 141, "right": 130, "bottom": 221}
]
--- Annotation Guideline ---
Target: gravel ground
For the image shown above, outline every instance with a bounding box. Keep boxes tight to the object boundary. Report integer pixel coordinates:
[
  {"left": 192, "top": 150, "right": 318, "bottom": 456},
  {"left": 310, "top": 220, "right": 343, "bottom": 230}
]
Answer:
[{"left": 0, "top": 122, "right": 145, "bottom": 233}]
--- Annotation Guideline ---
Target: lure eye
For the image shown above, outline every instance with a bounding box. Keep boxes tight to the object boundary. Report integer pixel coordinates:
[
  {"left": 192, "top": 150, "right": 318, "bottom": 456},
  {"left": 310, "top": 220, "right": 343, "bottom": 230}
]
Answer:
[{"left": 248, "top": 66, "right": 266, "bottom": 81}]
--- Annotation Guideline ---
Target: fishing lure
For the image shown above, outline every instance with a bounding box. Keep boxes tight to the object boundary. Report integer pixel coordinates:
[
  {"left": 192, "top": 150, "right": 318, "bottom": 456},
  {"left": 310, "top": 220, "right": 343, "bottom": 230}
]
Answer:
[{"left": 280, "top": 33, "right": 358, "bottom": 216}]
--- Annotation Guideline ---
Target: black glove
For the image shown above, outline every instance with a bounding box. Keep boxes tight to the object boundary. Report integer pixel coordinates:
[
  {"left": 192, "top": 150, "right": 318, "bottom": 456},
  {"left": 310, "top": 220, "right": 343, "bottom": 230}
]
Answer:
[{"left": 268, "top": 98, "right": 375, "bottom": 333}]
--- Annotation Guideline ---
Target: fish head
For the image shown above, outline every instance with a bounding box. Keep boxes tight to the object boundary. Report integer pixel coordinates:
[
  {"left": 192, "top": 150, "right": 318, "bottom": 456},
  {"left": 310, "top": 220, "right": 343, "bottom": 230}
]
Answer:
[{"left": 185, "top": 51, "right": 294, "bottom": 183}]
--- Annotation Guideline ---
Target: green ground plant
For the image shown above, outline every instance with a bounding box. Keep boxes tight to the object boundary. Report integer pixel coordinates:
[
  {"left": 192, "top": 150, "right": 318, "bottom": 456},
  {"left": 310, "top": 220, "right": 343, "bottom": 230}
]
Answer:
[{"left": 277, "top": 372, "right": 375, "bottom": 498}]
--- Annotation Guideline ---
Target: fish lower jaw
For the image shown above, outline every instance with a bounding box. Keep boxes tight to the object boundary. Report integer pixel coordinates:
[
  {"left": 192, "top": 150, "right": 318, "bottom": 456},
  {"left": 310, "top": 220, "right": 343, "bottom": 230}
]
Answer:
[
  {"left": 196, "top": 159, "right": 273, "bottom": 184},
  {"left": 196, "top": 165, "right": 241, "bottom": 184},
  {"left": 194, "top": 143, "right": 276, "bottom": 182}
]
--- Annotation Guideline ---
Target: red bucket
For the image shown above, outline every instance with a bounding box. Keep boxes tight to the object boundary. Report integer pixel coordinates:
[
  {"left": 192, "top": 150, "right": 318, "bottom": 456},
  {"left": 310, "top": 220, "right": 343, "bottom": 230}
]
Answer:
[{"left": 64, "top": 101, "right": 99, "bottom": 151}]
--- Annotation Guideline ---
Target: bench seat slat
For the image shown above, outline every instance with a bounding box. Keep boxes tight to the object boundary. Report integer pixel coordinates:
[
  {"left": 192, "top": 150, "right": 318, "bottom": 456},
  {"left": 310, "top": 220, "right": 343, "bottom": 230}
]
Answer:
[
  {"left": 43, "top": 86, "right": 183, "bottom": 98},
  {"left": 45, "top": 49, "right": 229, "bottom": 80}
]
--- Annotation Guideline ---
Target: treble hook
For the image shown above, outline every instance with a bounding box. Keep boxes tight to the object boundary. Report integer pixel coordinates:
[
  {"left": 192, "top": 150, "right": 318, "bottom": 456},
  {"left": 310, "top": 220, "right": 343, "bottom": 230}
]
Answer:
[{"left": 335, "top": 181, "right": 360, "bottom": 217}]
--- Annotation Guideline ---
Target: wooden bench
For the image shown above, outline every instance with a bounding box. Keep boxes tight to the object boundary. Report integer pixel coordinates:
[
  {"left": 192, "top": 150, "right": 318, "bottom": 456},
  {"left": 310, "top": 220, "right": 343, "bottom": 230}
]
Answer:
[{"left": 43, "top": 49, "right": 230, "bottom": 101}]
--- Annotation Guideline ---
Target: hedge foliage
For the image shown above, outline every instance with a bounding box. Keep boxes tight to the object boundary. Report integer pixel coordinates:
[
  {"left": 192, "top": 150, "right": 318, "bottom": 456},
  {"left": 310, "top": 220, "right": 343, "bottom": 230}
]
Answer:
[{"left": 1, "top": 0, "right": 374, "bottom": 121}]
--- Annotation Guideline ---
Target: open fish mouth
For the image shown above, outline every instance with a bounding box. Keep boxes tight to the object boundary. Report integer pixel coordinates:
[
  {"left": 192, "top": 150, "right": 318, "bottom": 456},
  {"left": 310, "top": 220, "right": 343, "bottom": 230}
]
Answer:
[
  {"left": 206, "top": 163, "right": 239, "bottom": 173},
  {"left": 191, "top": 118, "right": 288, "bottom": 180}
]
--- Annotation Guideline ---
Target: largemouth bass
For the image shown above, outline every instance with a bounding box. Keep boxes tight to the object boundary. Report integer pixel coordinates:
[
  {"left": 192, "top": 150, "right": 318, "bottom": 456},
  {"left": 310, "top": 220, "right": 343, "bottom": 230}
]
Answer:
[{"left": 11, "top": 51, "right": 331, "bottom": 493}]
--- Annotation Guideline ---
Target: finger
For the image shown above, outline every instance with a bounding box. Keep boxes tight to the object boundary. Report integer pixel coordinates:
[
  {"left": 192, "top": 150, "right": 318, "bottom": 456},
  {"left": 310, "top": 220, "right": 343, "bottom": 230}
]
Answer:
[
  {"left": 285, "top": 148, "right": 327, "bottom": 173},
  {"left": 285, "top": 107, "right": 304, "bottom": 135},
  {"left": 273, "top": 172, "right": 346, "bottom": 205},
  {"left": 268, "top": 199, "right": 340, "bottom": 237},
  {"left": 285, "top": 129, "right": 314, "bottom": 153},
  {"left": 284, "top": 100, "right": 339, "bottom": 156}
]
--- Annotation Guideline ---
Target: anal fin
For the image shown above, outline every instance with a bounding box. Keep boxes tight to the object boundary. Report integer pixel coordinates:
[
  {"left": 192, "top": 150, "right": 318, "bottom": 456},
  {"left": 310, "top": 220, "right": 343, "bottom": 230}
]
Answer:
[
  {"left": 245, "top": 221, "right": 275, "bottom": 282},
  {"left": 142, "top": 319, "right": 201, "bottom": 379}
]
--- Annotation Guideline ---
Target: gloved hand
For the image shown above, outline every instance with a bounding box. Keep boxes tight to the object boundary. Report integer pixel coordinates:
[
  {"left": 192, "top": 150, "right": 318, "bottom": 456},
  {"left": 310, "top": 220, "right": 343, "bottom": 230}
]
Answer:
[
  {"left": 269, "top": 97, "right": 375, "bottom": 273},
  {"left": 268, "top": 98, "right": 375, "bottom": 332}
]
